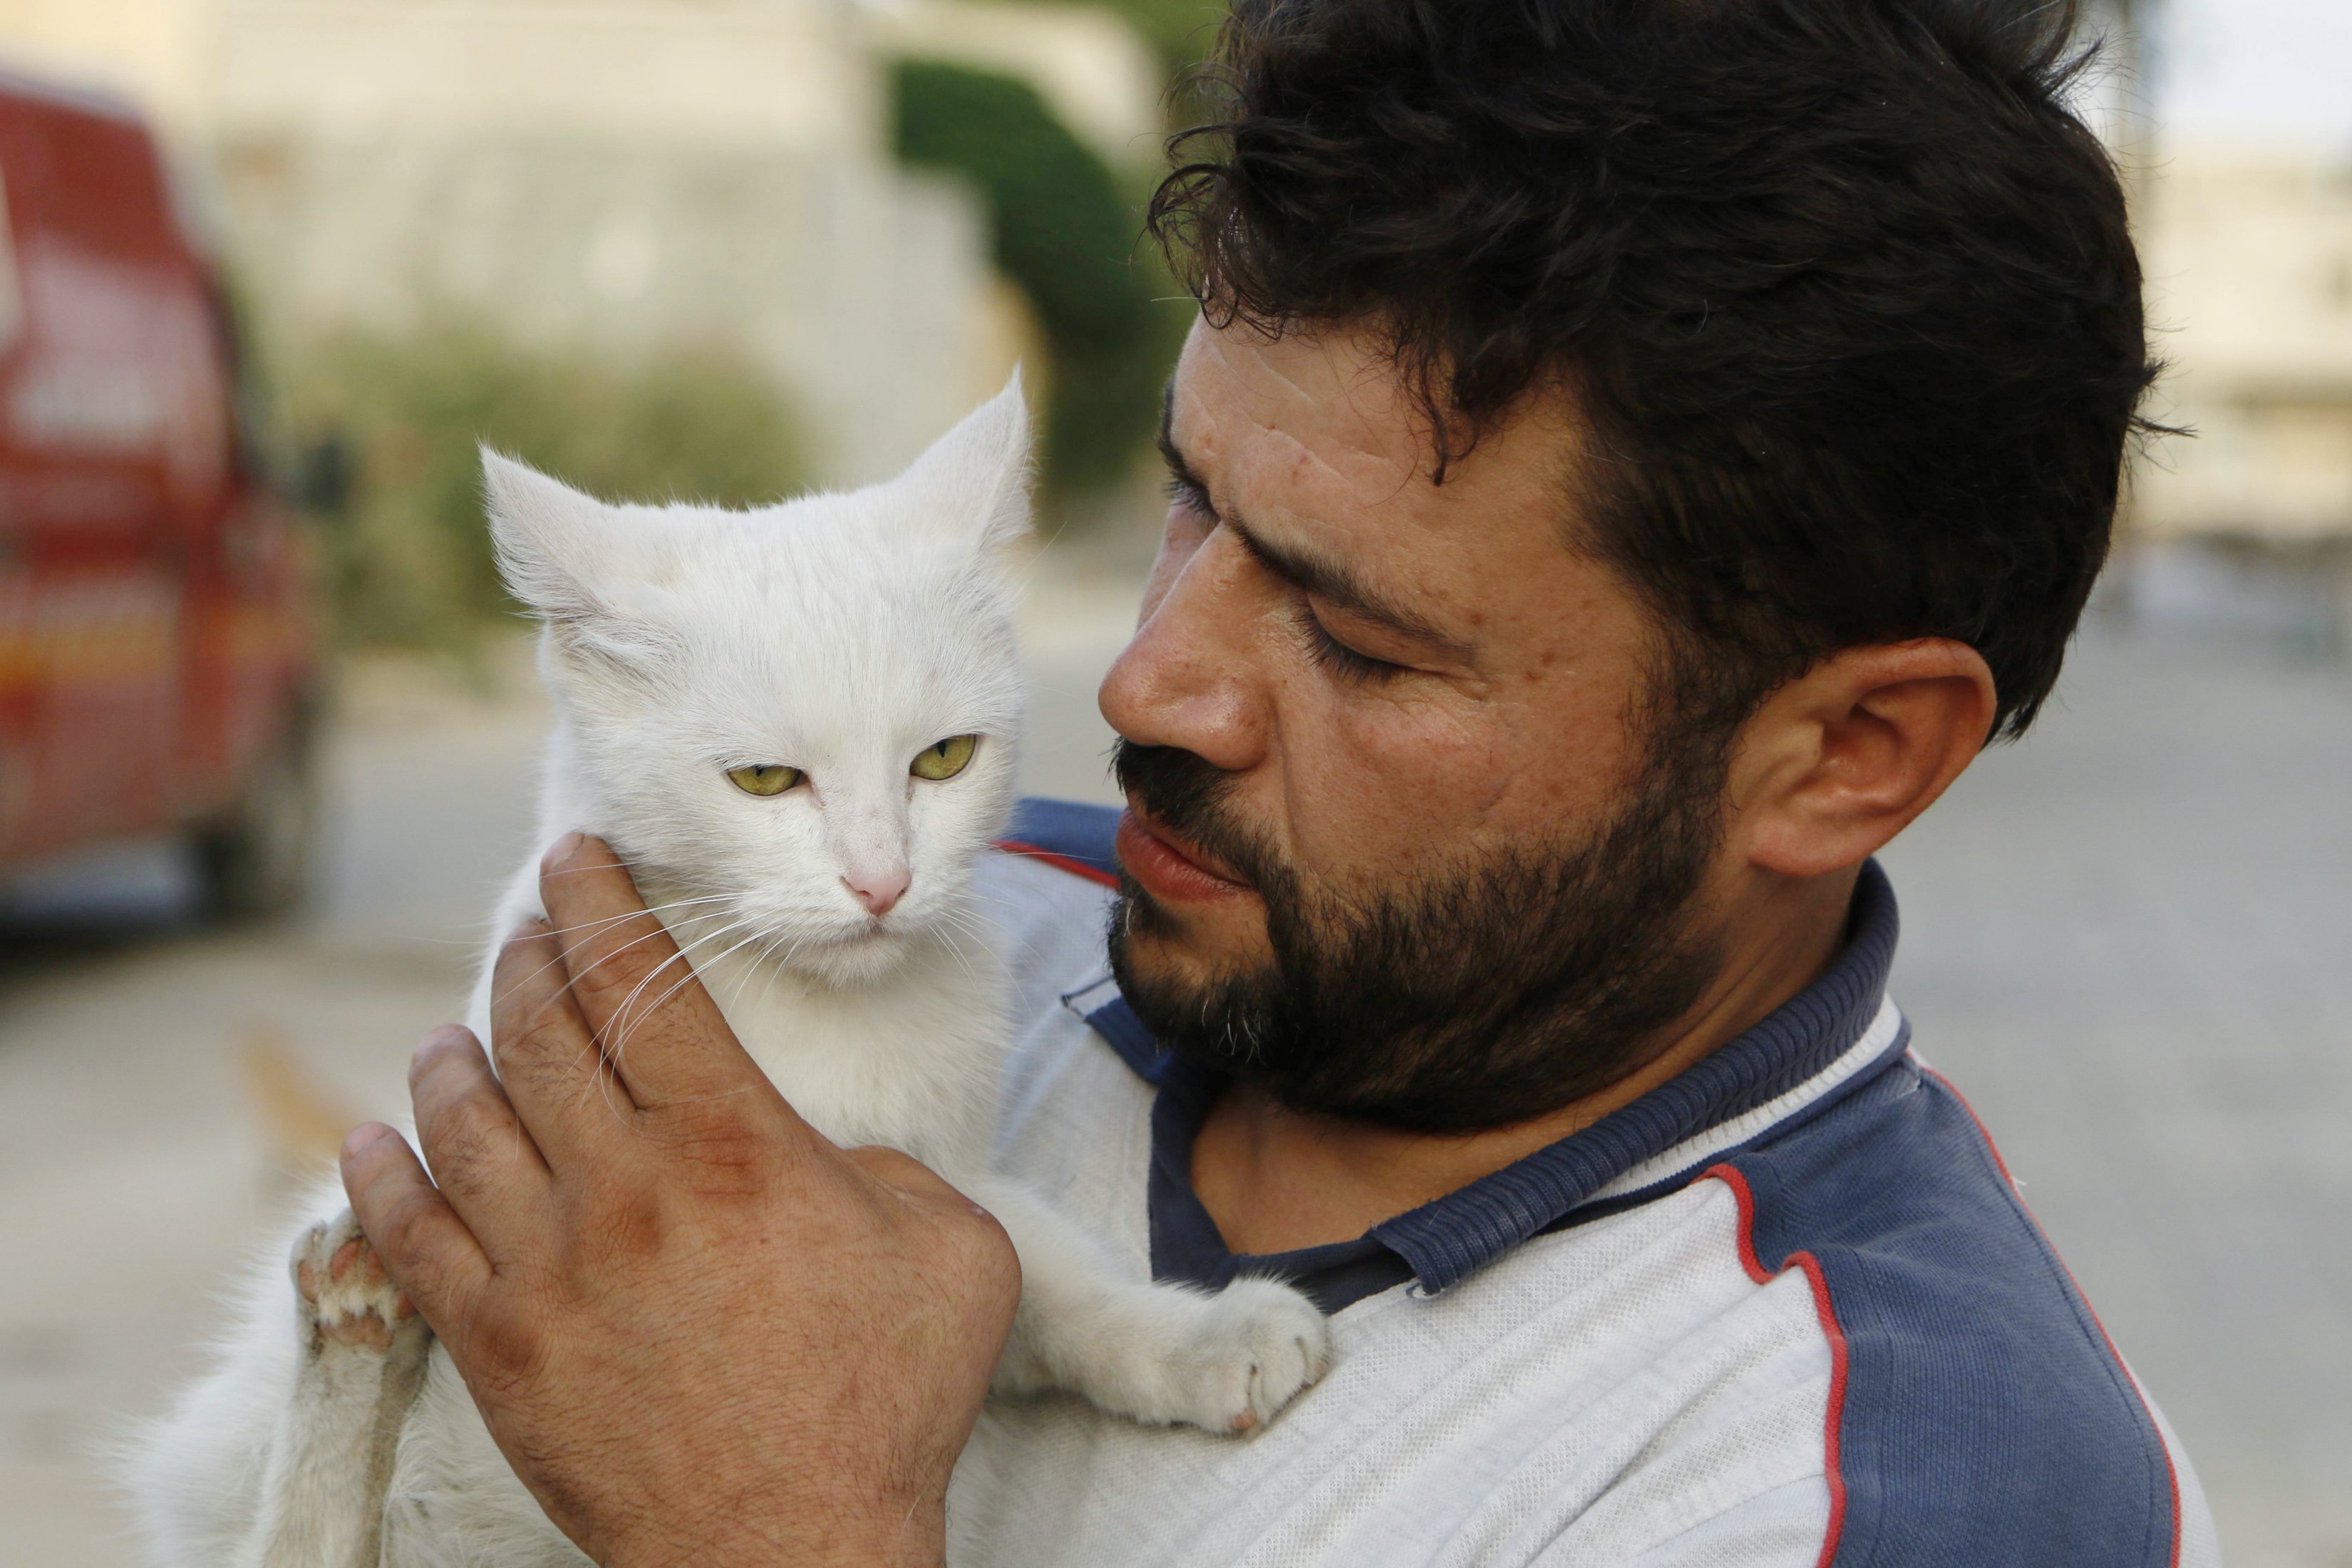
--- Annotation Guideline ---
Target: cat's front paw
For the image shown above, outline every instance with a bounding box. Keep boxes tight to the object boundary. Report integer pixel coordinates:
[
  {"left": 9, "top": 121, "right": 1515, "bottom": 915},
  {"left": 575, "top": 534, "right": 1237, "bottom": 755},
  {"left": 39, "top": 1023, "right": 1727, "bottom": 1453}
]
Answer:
[
  {"left": 1160, "top": 1278, "right": 1332, "bottom": 1436},
  {"left": 291, "top": 1210, "right": 426, "bottom": 1356}
]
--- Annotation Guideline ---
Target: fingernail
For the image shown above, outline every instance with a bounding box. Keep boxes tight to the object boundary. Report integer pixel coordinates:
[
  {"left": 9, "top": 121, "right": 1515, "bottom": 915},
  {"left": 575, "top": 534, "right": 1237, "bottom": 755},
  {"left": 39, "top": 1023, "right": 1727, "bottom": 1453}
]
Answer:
[
  {"left": 342, "top": 1123, "right": 397, "bottom": 1160},
  {"left": 408, "top": 1028, "right": 468, "bottom": 1085},
  {"left": 540, "top": 830, "right": 584, "bottom": 870}
]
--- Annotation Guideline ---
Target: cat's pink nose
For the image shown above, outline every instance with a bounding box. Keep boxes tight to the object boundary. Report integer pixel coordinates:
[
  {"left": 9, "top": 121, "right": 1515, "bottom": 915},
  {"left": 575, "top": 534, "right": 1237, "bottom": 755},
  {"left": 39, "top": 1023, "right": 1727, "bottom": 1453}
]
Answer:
[{"left": 844, "top": 865, "right": 911, "bottom": 918}]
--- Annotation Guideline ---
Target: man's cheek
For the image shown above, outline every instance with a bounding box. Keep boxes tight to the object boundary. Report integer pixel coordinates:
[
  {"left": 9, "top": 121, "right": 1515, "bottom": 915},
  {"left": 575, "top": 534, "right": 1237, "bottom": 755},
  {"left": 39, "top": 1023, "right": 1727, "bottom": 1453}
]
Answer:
[{"left": 1288, "top": 697, "right": 1500, "bottom": 870}]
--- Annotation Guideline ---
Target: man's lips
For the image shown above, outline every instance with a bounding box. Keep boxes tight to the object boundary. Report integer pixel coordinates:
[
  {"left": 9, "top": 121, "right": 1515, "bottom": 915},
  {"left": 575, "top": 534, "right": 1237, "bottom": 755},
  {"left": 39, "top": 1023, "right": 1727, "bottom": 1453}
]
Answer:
[{"left": 1114, "top": 808, "right": 1254, "bottom": 904}]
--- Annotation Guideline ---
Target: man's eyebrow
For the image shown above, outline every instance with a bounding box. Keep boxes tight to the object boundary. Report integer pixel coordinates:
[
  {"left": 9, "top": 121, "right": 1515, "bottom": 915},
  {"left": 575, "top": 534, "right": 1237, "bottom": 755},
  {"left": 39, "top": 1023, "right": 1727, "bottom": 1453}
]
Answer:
[
  {"left": 1227, "top": 515, "right": 1475, "bottom": 660},
  {"left": 1156, "top": 380, "right": 1205, "bottom": 500},
  {"left": 1156, "top": 390, "right": 1474, "bottom": 661}
]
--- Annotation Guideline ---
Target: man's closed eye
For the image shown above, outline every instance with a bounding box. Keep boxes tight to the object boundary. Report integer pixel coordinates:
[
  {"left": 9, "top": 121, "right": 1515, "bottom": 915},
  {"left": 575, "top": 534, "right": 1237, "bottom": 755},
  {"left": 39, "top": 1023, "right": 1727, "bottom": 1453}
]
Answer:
[{"left": 1294, "top": 604, "right": 1407, "bottom": 685}]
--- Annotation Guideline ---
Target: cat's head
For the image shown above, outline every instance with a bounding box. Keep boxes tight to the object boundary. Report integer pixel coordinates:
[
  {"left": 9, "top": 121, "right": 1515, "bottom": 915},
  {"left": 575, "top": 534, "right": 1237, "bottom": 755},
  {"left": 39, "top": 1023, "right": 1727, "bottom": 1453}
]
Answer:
[{"left": 484, "top": 375, "right": 1031, "bottom": 989}]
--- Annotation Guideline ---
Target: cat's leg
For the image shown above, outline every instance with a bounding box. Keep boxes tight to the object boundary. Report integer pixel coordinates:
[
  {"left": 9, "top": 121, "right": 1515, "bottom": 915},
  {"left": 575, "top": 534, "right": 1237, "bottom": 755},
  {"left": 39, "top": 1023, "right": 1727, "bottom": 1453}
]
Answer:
[
  {"left": 969, "top": 1175, "right": 1331, "bottom": 1435},
  {"left": 235, "top": 1208, "right": 434, "bottom": 1568}
]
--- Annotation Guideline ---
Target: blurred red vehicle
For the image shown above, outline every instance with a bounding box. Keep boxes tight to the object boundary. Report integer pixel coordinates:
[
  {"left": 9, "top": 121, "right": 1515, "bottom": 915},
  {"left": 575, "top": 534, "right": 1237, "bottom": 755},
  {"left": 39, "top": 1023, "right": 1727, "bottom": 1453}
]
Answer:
[{"left": 0, "top": 70, "right": 321, "bottom": 918}]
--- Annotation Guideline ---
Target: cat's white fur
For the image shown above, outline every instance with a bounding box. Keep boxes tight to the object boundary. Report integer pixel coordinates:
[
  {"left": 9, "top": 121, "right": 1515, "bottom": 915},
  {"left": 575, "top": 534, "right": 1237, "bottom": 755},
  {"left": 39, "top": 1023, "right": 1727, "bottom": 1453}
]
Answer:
[{"left": 128, "top": 378, "right": 1330, "bottom": 1568}]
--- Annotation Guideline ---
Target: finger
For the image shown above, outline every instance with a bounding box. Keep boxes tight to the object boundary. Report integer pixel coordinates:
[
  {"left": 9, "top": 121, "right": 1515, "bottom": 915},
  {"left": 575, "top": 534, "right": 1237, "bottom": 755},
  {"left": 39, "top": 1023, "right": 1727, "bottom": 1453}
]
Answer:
[
  {"left": 537, "top": 833, "right": 785, "bottom": 1113},
  {"left": 408, "top": 1026, "right": 554, "bottom": 1253},
  {"left": 341, "top": 1122, "right": 492, "bottom": 1334},
  {"left": 488, "top": 918, "right": 636, "bottom": 1161}
]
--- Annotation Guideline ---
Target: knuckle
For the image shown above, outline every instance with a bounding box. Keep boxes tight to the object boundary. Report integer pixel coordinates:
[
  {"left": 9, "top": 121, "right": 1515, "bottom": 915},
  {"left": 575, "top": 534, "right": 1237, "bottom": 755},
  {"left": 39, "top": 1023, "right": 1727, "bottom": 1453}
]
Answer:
[
  {"left": 495, "top": 995, "right": 591, "bottom": 1079},
  {"left": 423, "top": 1108, "right": 504, "bottom": 1196},
  {"left": 488, "top": 938, "right": 552, "bottom": 1004},
  {"left": 465, "top": 1301, "right": 550, "bottom": 1388},
  {"left": 625, "top": 1100, "right": 790, "bottom": 1212},
  {"left": 578, "top": 1184, "right": 668, "bottom": 1264},
  {"left": 956, "top": 1212, "right": 1023, "bottom": 1291},
  {"left": 566, "top": 929, "right": 664, "bottom": 1009},
  {"left": 381, "top": 1194, "right": 446, "bottom": 1286},
  {"left": 659, "top": 1108, "right": 781, "bottom": 1195},
  {"left": 846, "top": 1144, "right": 925, "bottom": 1184}
]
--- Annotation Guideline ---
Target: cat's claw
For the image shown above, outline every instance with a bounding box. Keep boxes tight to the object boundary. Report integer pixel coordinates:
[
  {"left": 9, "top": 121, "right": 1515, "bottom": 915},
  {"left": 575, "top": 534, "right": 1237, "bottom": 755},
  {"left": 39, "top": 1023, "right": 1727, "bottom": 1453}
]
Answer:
[
  {"left": 292, "top": 1210, "right": 424, "bottom": 1356},
  {"left": 1165, "top": 1278, "right": 1332, "bottom": 1436}
]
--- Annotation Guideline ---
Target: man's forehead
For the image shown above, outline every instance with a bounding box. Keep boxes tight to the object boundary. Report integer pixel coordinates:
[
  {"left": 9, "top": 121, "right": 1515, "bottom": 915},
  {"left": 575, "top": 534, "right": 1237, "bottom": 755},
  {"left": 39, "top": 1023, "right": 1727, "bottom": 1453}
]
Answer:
[
  {"left": 1171, "top": 324, "right": 1428, "bottom": 507},
  {"left": 1169, "top": 320, "right": 1584, "bottom": 569}
]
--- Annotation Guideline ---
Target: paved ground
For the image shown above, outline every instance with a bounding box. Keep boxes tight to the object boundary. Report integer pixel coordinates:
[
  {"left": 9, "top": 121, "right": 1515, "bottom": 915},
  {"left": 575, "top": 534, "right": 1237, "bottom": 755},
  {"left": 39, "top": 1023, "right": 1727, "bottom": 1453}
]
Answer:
[
  {"left": 0, "top": 549, "right": 2344, "bottom": 1564},
  {"left": 1876, "top": 617, "right": 2352, "bottom": 1566}
]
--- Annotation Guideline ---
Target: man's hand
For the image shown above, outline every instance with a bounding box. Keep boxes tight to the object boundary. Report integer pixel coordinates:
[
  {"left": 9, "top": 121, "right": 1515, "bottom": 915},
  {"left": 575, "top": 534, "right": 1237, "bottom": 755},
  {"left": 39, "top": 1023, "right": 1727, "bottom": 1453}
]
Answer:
[{"left": 340, "top": 833, "right": 1021, "bottom": 1568}]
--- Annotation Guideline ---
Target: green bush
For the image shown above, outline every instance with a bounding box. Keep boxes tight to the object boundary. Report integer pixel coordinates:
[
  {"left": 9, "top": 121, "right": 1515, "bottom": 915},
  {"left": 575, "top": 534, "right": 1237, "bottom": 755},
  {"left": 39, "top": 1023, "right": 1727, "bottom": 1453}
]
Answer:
[
  {"left": 1031, "top": 0, "right": 1228, "bottom": 71},
  {"left": 282, "top": 324, "right": 808, "bottom": 651},
  {"left": 892, "top": 60, "right": 1178, "bottom": 497}
]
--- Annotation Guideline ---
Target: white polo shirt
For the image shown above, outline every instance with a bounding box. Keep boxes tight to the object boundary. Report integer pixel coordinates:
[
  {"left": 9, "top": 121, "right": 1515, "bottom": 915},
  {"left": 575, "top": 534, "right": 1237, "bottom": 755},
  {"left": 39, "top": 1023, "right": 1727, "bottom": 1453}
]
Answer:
[{"left": 949, "top": 798, "right": 2219, "bottom": 1568}]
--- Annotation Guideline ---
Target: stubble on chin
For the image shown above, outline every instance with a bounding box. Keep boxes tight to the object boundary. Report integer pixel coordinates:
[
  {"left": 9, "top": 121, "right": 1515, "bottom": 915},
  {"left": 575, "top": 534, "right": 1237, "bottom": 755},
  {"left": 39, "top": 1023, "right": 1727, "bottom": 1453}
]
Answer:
[{"left": 1105, "top": 732, "right": 1729, "bottom": 1134}]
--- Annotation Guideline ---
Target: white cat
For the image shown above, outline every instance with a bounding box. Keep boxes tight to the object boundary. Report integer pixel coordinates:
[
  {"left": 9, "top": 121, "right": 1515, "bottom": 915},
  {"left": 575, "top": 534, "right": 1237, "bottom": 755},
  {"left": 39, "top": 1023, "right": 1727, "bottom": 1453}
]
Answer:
[{"left": 129, "top": 378, "right": 1330, "bottom": 1568}]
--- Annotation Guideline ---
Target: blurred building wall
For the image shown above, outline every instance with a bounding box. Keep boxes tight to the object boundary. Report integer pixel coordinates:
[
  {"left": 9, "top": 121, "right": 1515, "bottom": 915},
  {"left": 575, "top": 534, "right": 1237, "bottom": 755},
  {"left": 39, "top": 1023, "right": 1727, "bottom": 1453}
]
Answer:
[
  {"left": 2136, "top": 153, "right": 2352, "bottom": 542},
  {"left": 0, "top": 0, "right": 1021, "bottom": 487}
]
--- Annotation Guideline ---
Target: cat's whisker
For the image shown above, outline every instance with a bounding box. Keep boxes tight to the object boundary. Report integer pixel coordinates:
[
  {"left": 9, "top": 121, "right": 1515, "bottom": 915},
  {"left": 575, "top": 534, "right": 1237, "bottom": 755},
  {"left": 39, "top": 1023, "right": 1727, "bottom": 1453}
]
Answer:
[
  {"left": 940, "top": 897, "right": 1008, "bottom": 939},
  {"left": 555, "top": 904, "right": 745, "bottom": 999},
  {"left": 742, "top": 932, "right": 803, "bottom": 1020},
  {"left": 592, "top": 917, "right": 767, "bottom": 1066},
  {"left": 563, "top": 928, "right": 744, "bottom": 1079},
  {"left": 929, "top": 911, "right": 994, "bottom": 984},
  {"left": 534, "top": 852, "right": 657, "bottom": 878},
  {"left": 706, "top": 931, "right": 790, "bottom": 1020},
  {"left": 488, "top": 921, "right": 696, "bottom": 1017},
  {"left": 719, "top": 929, "right": 790, "bottom": 1014},
  {"left": 575, "top": 1041, "right": 636, "bottom": 1129},
  {"left": 608, "top": 927, "right": 777, "bottom": 1063},
  {"left": 552, "top": 893, "right": 736, "bottom": 933},
  {"left": 731, "top": 941, "right": 778, "bottom": 1011},
  {"left": 599, "top": 917, "right": 754, "bottom": 1033},
  {"left": 943, "top": 898, "right": 1069, "bottom": 963},
  {"left": 927, "top": 922, "right": 979, "bottom": 981},
  {"left": 481, "top": 897, "right": 739, "bottom": 1013}
]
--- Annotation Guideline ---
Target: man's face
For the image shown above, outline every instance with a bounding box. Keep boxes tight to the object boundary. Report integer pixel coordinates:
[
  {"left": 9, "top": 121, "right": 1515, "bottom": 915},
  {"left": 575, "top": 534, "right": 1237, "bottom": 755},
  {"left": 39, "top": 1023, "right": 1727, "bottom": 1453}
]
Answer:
[{"left": 1099, "top": 320, "right": 1734, "bottom": 1134}]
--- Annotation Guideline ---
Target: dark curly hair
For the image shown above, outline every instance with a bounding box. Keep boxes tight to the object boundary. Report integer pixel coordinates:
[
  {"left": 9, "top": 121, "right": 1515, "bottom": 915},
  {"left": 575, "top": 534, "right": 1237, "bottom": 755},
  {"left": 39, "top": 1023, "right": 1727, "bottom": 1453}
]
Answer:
[{"left": 1147, "top": 0, "right": 2159, "bottom": 738}]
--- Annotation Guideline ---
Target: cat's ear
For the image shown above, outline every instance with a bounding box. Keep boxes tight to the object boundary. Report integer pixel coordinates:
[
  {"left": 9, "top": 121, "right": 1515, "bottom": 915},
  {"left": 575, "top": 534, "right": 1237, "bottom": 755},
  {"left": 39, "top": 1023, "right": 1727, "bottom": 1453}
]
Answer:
[
  {"left": 480, "top": 446, "right": 635, "bottom": 620},
  {"left": 482, "top": 449, "right": 671, "bottom": 674},
  {"left": 892, "top": 370, "right": 1034, "bottom": 558},
  {"left": 481, "top": 448, "right": 617, "bottom": 621}
]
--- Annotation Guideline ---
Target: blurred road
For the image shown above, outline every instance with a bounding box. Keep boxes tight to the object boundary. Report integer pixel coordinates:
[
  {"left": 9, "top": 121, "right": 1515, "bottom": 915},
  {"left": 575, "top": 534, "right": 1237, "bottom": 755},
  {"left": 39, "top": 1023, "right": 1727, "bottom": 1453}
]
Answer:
[{"left": 1, "top": 557, "right": 2347, "bottom": 1566}]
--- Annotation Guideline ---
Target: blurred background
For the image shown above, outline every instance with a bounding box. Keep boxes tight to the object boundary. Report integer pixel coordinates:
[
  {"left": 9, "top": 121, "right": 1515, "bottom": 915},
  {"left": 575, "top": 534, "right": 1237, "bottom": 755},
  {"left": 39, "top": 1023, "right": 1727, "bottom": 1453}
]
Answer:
[{"left": 0, "top": 0, "right": 2341, "bottom": 1562}]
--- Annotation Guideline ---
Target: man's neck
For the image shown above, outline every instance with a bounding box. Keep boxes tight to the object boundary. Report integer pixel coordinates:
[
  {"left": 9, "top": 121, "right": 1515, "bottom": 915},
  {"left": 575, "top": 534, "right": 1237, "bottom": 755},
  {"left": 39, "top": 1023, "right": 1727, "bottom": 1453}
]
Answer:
[{"left": 1188, "top": 870, "right": 1858, "bottom": 1257}]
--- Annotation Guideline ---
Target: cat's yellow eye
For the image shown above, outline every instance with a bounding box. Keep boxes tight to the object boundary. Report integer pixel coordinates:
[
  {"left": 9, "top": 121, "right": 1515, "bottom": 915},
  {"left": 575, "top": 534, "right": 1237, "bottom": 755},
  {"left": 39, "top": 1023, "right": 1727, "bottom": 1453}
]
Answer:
[
  {"left": 726, "top": 763, "right": 801, "bottom": 798},
  {"left": 910, "top": 734, "right": 978, "bottom": 782}
]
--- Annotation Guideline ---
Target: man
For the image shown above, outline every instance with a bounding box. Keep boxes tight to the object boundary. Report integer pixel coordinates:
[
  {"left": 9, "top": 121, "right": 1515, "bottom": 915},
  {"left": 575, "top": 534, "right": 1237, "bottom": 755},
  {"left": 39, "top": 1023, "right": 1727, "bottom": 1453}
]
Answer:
[{"left": 341, "top": 0, "right": 2219, "bottom": 1562}]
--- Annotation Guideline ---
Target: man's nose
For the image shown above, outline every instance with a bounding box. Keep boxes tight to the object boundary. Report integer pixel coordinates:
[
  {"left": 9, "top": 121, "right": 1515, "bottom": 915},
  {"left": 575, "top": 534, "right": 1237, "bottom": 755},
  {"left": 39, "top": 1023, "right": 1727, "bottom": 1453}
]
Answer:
[
  {"left": 842, "top": 863, "right": 911, "bottom": 917},
  {"left": 1098, "top": 526, "right": 1269, "bottom": 774}
]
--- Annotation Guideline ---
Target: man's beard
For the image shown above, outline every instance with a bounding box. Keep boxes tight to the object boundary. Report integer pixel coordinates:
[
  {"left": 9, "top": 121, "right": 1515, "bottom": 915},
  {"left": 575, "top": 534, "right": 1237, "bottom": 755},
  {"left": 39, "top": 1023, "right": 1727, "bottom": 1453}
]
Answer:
[{"left": 1105, "top": 722, "right": 1732, "bottom": 1135}]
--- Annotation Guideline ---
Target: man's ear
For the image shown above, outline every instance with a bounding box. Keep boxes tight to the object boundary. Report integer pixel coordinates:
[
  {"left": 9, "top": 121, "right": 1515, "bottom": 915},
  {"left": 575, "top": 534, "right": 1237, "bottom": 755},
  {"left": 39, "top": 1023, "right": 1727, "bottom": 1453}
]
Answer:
[
  {"left": 1727, "top": 639, "right": 1998, "bottom": 879},
  {"left": 889, "top": 371, "right": 1034, "bottom": 558}
]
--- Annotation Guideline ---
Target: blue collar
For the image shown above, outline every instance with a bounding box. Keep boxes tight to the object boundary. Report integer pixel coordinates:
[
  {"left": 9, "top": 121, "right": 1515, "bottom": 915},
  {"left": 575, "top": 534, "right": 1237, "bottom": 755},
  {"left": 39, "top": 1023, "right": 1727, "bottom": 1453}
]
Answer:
[{"left": 1071, "top": 859, "right": 1909, "bottom": 1311}]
